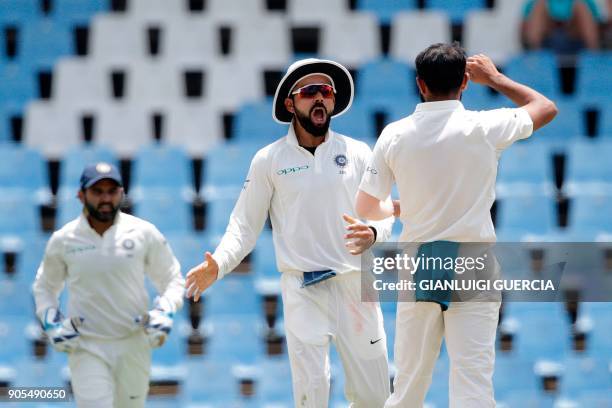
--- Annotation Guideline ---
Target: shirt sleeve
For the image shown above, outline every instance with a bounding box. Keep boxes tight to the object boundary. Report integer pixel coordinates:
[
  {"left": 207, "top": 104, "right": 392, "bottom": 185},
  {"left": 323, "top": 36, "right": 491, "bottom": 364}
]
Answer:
[
  {"left": 145, "top": 225, "right": 185, "bottom": 313},
  {"left": 359, "top": 130, "right": 395, "bottom": 202},
  {"left": 213, "top": 150, "right": 273, "bottom": 279},
  {"left": 32, "top": 232, "right": 67, "bottom": 321},
  {"left": 478, "top": 107, "right": 534, "bottom": 151},
  {"left": 355, "top": 141, "right": 394, "bottom": 243}
]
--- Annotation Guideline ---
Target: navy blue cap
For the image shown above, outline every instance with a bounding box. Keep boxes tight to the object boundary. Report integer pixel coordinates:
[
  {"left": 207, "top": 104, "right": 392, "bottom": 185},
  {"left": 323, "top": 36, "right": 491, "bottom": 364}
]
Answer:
[{"left": 80, "top": 162, "right": 123, "bottom": 189}]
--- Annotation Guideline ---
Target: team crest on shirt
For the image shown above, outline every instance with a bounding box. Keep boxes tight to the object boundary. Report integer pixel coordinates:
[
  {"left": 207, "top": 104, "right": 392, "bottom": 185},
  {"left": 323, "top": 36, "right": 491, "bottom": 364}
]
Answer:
[
  {"left": 333, "top": 154, "right": 348, "bottom": 174},
  {"left": 122, "top": 239, "right": 135, "bottom": 250}
]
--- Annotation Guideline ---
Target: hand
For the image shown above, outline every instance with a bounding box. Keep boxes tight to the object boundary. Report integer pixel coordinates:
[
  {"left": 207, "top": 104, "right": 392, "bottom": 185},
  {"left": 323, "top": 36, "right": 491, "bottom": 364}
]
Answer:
[
  {"left": 42, "top": 307, "right": 84, "bottom": 353},
  {"left": 343, "top": 214, "right": 375, "bottom": 255},
  {"left": 135, "top": 297, "right": 174, "bottom": 348},
  {"left": 393, "top": 200, "right": 401, "bottom": 218},
  {"left": 185, "top": 252, "right": 219, "bottom": 302},
  {"left": 466, "top": 54, "right": 502, "bottom": 86}
]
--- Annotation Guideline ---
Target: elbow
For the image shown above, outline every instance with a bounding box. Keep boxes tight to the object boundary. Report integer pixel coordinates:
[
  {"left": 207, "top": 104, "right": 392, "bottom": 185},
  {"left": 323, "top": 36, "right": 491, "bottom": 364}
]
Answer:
[
  {"left": 355, "top": 191, "right": 371, "bottom": 219},
  {"left": 545, "top": 100, "right": 558, "bottom": 124}
]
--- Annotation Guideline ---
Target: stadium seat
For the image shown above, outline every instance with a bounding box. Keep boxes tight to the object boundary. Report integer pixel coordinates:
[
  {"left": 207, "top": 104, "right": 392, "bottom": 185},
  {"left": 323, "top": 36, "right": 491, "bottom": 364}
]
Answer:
[
  {"left": 206, "top": 0, "right": 268, "bottom": 24},
  {"left": 356, "top": 58, "right": 419, "bottom": 113},
  {"left": 89, "top": 14, "right": 148, "bottom": 65},
  {"left": 0, "top": 142, "right": 50, "bottom": 202},
  {"left": 165, "top": 232, "right": 209, "bottom": 271},
  {"left": 232, "top": 100, "right": 287, "bottom": 143},
  {"left": 96, "top": 102, "right": 153, "bottom": 158},
  {"left": 51, "top": 0, "right": 108, "bottom": 27},
  {"left": 207, "top": 275, "right": 260, "bottom": 316},
  {"left": 597, "top": 101, "right": 612, "bottom": 137},
  {"left": 126, "top": 0, "right": 186, "bottom": 24},
  {"left": 332, "top": 101, "right": 377, "bottom": 142},
  {"left": 13, "top": 354, "right": 68, "bottom": 387},
  {"left": 207, "top": 60, "right": 264, "bottom": 114},
  {"left": 426, "top": 0, "right": 486, "bottom": 24},
  {"left": 320, "top": 13, "right": 381, "bottom": 69},
  {"left": 563, "top": 140, "right": 612, "bottom": 195},
  {"left": 53, "top": 57, "right": 108, "bottom": 110},
  {"left": 531, "top": 101, "right": 583, "bottom": 142},
  {"left": 256, "top": 357, "right": 293, "bottom": 402},
  {"left": 0, "top": 278, "right": 37, "bottom": 317},
  {"left": 576, "top": 51, "right": 612, "bottom": 105},
  {"left": 183, "top": 358, "right": 236, "bottom": 402},
  {"left": 0, "top": 0, "right": 41, "bottom": 24},
  {"left": 495, "top": 194, "right": 558, "bottom": 238},
  {"left": 164, "top": 16, "right": 220, "bottom": 66},
  {"left": 567, "top": 193, "right": 612, "bottom": 235},
  {"left": 205, "top": 197, "right": 239, "bottom": 236},
  {"left": 0, "top": 104, "right": 14, "bottom": 142},
  {"left": 0, "top": 63, "right": 37, "bottom": 110},
  {"left": 0, "top": 316, "right": 31, "bottom": 363},
  {"left": 20, "top": 18, "right": 73, "bottom": 71},
  {"left": 207, "top": 316, "right": 264, "bottom": 363},
  {"left": 463, "top": 10, "right": 520, "bottom": 65},
  {"left": 288, "top": 0, "right": 349, "bottom": 24},
  {"left": 493, "top": 353, "right": 539, "bottom": 399},
  {"left": 202, "top": 142, "right": 261, "bottom": 199},
  {"left": 131, "top": 144, "right": 192, "bottom": 194},
  {"left": 578, "top": 392, "right": 612, "bottom": 408},
  {"left": 461, "top": 83, "right": 506, "bottom": 112},
  {"left": 252, "top": 231, "right": 277, "bottom": 280},
  {"left": 133, "top": 189, "right": 193, "bottom": 233},
  {"left": 497, "top": 141, "right": 554, "bottom": 196},
  {"left": 356, "top": 0, "right": 418, "bottom": 24},
  {"left": 503, "top": 51, "right": 561, "bottom": 99},
  {"left": 229, "top": 15, "right": 291, "bottom": 71},
  {"left": 559, "top": 355, "right": 611, "bottom": 395},
  {"left": 126, "top": 60, "right": 183, "bottom": 105},
  {"left": 500, "top": 391, "right": 556, "bottom": 408},
  {"left": 24, "top": 101, "right": 82, "bottom": 159},
  {"left": 389, "top": 11, "right": 452, "bottom": 67},
  {"left": 55, "top": 194, "right": 84, "bottom": 228},
  {"left": 165, "top": 101, "right": 223, "bottom": 157}
]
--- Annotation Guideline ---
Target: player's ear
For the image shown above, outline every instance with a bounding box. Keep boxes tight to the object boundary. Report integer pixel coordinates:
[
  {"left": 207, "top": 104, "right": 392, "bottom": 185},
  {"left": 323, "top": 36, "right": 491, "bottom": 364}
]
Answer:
[
  {"left": 284, "top": 97, "right": 294, "bottom": 114},
  {"left": 416, "top": 77, "right": 427, "bottom": 97},
  {"left": 461, "top": 72, "right": 469, "bottom": 91},
  {"left": 77, "top": 189, "right": 85, "bottom": 204}
]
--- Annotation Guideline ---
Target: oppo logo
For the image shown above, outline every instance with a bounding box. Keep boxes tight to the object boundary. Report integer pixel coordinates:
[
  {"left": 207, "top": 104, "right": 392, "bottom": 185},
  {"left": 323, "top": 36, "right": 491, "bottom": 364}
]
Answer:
[{"left": 277, "top": 165, "right": 310, "bottom": 176}]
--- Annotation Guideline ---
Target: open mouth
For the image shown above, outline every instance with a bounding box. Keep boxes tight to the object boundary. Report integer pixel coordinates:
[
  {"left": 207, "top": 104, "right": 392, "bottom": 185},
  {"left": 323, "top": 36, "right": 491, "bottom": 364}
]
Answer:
[{"left": 311, "top": 107, "right": 327, "bottom": 125}]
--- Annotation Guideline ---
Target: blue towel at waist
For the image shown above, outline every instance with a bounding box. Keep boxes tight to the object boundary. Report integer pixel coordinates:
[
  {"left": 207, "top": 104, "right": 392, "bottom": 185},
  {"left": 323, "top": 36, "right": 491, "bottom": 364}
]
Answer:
[
  {"left": 302, "top": 270, "right": 337, "bottom": 288},
  {"left": 414, "top": 241, "right": 459, "bottom": 311}
]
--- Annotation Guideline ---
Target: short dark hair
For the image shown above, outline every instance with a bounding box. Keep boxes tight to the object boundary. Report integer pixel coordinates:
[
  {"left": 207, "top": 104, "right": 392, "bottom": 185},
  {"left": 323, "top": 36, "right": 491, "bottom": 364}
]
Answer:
[{"left": 415, "top": 42, "right": 467, "bottom": 95}]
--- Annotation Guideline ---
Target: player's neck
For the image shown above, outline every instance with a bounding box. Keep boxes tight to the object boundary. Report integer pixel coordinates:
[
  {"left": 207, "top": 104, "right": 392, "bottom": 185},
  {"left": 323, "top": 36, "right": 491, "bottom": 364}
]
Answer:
[{"left": 87, "top": 216, "right": 114, "bottom": 236}]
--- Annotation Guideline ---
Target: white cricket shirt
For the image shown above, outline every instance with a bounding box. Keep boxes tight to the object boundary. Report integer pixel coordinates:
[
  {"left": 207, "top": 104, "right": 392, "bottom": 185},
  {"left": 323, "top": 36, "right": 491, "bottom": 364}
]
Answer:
[
  {"left": 33, "top": 212, "right": 184, "bottom": 340},
  {"left": 360, "top": 100, "right": 533, "bottom": 243},
  {"left": 213, "top": 123, "right": 394, "bottom": 278}
]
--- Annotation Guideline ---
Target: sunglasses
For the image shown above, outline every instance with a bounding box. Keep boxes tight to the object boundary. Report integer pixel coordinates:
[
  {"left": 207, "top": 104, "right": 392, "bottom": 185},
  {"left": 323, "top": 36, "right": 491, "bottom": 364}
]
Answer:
[{"left": 290, "top": 83, "right": 336, "bottom": 99}]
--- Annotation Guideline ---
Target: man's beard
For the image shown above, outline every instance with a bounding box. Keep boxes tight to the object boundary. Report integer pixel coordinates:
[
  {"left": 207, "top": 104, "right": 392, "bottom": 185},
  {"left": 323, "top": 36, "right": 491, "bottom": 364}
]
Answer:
[
  {"left": 294, "top": 103, "right": 331, "bottom": 137},
  {"left": 84, "top": 200, "right": 120, "bottom": 222}
]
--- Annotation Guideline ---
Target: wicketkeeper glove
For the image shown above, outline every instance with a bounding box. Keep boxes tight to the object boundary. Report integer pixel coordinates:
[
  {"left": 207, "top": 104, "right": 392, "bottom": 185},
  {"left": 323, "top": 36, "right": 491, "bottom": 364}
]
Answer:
[
  {"left": 41, "top": 307, "right": 84, "bottom": 353},
  {"left": 135, "top": 296, "right": 174, "bottom": 348}
]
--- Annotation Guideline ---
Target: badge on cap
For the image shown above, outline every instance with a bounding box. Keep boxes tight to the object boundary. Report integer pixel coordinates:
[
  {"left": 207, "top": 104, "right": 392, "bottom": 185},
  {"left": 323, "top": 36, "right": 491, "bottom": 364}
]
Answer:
[{"left": 96, "top": 163, "right": 112, "bottom": 173}]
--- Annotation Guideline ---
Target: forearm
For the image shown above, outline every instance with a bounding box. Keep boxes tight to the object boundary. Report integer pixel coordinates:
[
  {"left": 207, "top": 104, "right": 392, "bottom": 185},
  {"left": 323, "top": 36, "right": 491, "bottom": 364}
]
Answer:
[{"left": 356, "top": 191, "right": 394, "bottom": 221}]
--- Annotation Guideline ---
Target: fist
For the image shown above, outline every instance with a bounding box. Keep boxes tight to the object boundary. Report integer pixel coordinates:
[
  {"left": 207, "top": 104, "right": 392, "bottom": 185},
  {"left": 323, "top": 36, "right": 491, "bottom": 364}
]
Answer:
[{"left": 466, "top": 54, "right": 501, "bottom": 86}]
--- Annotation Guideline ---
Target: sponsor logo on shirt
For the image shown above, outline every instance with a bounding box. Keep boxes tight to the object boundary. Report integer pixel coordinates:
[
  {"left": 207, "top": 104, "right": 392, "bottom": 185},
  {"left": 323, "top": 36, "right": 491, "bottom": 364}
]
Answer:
[
  {"left": 276, "top": 165, "right": 310, "bottom": 176},
  {"left": 334, "top": 154, "right": 348, "bottom": 174},
  {"left": 66, "top": 245, "right": 96, "bottom": 255},
  {"left": 366, "top": 166, "right": 378, "bottom": 175}
]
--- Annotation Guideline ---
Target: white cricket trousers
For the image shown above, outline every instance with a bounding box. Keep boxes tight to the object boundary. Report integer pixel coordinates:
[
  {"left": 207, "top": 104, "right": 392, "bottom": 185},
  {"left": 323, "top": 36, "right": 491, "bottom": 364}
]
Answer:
[
  {"left": 68, "top": 332, "right": 151, "bottom": 408},
  {"left": 281, "top": 271, "right": 390, "bottom": 408},
  {"left": 386, "top": 301, "right": 500, "bottom": 408}
]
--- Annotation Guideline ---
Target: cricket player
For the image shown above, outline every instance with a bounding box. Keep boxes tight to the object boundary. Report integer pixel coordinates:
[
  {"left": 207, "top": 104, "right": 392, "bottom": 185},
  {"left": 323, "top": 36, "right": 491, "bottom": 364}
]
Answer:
[
  {"left": 32, "top": 162, "right": 185, "bottom": 408},
  {"left": 185, "top": 58, "right": 394, "bottom": 407},
  {"left": 355, "top": 44, "right": 558, "bottom": 407}
]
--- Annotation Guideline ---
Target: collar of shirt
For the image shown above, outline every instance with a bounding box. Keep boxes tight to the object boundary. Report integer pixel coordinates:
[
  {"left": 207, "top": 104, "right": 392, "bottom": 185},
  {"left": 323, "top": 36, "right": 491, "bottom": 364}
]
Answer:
[
  {"left": 286, "top": 120, "right": 335, "bottom": 148},
  {"left": 415, "top": 100, "right": 464, "bottom": 113}
]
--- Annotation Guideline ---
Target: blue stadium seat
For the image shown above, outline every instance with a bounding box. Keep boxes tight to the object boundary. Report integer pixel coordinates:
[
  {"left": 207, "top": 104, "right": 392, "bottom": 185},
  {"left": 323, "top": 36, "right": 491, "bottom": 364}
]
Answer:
[
  {"left": 51, "top": 0, "right": 108, "bottom": 26},
  {"left": 564, "top": 140, "right": 612, "bottom": 195},
  {"left": 0, "top": 0, "right": 41, "bottom": 24},
  {"left": 131, "top": 144, "right": 192, "bottom": 193},
  {"left": 0, "top": 194, "right": 39, "bottom": 236},
  {"left": 356, "top": 58, "right": 419, "bottom": 114},
  {"left": 567, "top": 193, "right": 612, "bottom": 235},
  {"left": 576, "top": 51, "right": 612, "bottom": 105},
  {"left": 503, "top": 51, "right": 561, "bottom": 99},
  {"left": 0, "top": 63, "right": 37, "bottom": 109},
  {"left": 598, "top": 101, "right": 612, "bottom": 138},
  {"left": 426, "top": 0, "right": 485, "bottom": 24},
  {"left": 58, "top": 144, "right": 118, "bottom": 194},
  {"left": 233, "top": 100, "right": 287, "bottom": 144},
  {"left": 205, "top": 197, "right": 237, "bottom": 236},
  {"left": 332, "top": 101, "right": 377, "bottom": 142},
  {"left": 151, "top": 318, "right": 187, "bottom": 365},
  {"left": 0, "top": 316, "right": 30, "bottom": 363},
  {"left": 166, "top": 232, "right": 209, "bottom": 273},
  {"left": 9, "top": 232, "right": 49, "bottom": 284},
  {"left": 500, "top": 391, "right": 556, "bottom": 408},
  {"left": 183, "top": 358, "right": 236, "bottom": 402},
  {"left": 20, "top": 19, "right": 73, "bottom": 70},
  {"left": 207, "top": 316, "right": 264, "bottom": 363},
  {"left": 577, "top": 391, "right": 612, "bottom": 407},
  {"left": 0, "top": 104, "right": 13, "bottom": 142},
  {"left": 207, "top": 275, "right": 260, "bottom": 316},
  {"left": 560, "top": 355, "right": 611, "bottom": 395},
  {"left": 461, "top": 83, "right": 505, "bottom": 111},
  {"left": 356, "top": 0, "right": 417, "bottom": 24},
  {"left": 0, "top": 278, "right": 36, "bottom": 317},
  {"left": 532, "top": 101, "right": 583, "bottom": 142},
  {"left": 493, "top": 353, "right": 539, "bottom": 400},
  {"left": 253, "top": 232, "right": 277, "bottom": 280},
  {"left": 54, "top": 194, "right": 83, "bottom": 228},
  {"left": 13, "top": 354, "right": 68, "bottom": 387},
  {"left": 256, "top": 356, "right": 293, "bottom": 402},
  {"left": 495, "top": 194, "right": 558, "bottom": 238},
  {"left": 133, "top": 189, "right": 193, "bottom": 234},
  {"left": 202, "top": 142, "right": 261, "bottom": 200},
  {"left": 0, "top": 142, "right": 50, "bottom": 201},
  {"left": 497, "top": 141, "right": 554, "bottom": 196}
]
